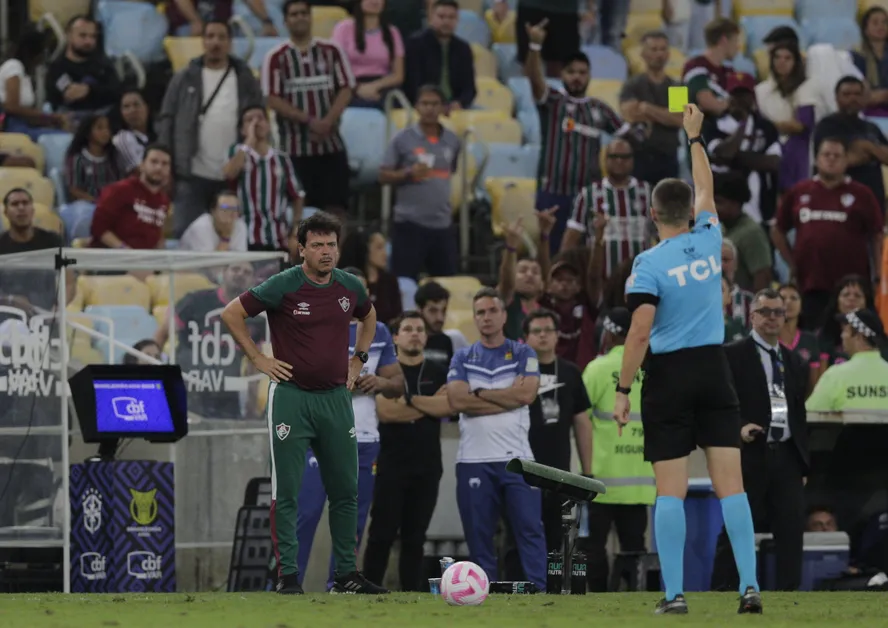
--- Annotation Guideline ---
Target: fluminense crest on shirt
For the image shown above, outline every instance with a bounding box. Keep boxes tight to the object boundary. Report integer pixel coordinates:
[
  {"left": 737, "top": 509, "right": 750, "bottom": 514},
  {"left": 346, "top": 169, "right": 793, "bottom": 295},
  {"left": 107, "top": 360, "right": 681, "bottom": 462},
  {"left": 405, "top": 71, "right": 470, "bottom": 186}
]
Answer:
[{"left": 338, "top": 296, "right": 350, "bottom": 312}]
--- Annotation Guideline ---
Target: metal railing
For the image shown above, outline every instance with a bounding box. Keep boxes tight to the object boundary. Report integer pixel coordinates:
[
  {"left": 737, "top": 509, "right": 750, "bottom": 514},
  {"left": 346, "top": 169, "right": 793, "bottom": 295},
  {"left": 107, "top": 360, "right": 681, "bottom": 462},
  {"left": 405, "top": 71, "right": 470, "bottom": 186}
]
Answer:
[
  {"left": 116, "top": 51, "right": 146, "bottom": 89},
  {"left": 230, "top": 15, "right": 255, "bottom": 63},
  {"left": 380, "top": 89, "right": 414, "bottom": 236}
]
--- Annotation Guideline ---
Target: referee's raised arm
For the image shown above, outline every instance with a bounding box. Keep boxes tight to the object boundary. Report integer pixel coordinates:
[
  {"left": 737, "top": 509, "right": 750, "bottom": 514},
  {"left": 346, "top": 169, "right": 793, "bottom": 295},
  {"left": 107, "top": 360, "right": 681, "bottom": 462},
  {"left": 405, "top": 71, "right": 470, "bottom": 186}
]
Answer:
[{"left": 683, "top": 104, "right": 712, "bottom": 219}]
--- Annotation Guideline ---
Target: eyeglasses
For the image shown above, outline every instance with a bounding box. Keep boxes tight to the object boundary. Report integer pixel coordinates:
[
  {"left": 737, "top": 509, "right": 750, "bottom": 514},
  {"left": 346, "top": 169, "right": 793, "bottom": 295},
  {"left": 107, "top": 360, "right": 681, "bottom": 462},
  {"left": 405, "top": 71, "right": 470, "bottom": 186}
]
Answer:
[
  {"left": 754, "top": 307, "right": 786, "bottom": 318},
  {"left": 528, "top": 327, "right": 557, "bottom": 335},
  {"left": 217, "top": 203, "right": 240, "bottom": 212},
  {"left": 607, "top": 153, "right": 633, "bottom": 160}
]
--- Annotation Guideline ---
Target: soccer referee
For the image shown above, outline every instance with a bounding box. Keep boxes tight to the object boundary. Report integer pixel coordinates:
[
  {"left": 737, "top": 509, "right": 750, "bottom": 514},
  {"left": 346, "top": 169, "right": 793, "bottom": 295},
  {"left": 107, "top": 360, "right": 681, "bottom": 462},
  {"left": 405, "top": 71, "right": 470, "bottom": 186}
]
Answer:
[
  {"left": 222, "top": 211, "right": 388, "bottom": 595},
  {"left": 613, "top": 105, "right": 761, "bottom": 615}
]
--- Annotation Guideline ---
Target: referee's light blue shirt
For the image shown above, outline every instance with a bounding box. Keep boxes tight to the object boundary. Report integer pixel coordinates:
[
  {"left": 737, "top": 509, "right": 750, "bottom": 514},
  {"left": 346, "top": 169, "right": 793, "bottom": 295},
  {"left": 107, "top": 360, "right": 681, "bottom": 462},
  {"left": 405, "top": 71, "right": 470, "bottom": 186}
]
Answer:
[{"left": 625, "top": 211, "right": 725, "bottom": 354}]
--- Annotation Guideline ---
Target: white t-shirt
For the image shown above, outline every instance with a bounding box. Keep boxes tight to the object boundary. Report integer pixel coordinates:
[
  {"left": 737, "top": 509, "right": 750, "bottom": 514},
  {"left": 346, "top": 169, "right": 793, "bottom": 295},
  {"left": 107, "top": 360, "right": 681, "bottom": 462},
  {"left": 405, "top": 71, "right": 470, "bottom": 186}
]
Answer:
[
  {"left": 190, "top": 66, "right": 238, "bottom": 180},
  {"left": 178, "top": 212, "right": 248, "bottom": 251},
  {"left": 0, "top": 59, "right": 35, "bottom": 108}
]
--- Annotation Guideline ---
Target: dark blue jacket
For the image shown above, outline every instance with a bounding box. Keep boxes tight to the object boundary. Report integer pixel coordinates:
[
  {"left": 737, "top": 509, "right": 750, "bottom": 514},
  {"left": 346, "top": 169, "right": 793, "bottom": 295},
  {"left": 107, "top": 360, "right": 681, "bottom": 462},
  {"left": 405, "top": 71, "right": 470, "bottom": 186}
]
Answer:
[{"left": 404, "top": 29, "right": 476, "bottom": 109}]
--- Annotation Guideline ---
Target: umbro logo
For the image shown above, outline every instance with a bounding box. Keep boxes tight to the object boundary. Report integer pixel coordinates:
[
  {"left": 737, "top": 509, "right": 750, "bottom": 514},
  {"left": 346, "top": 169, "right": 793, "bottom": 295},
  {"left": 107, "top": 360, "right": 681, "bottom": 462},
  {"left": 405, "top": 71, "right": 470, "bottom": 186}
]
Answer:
[
  {"left": 293, "top": 302, "right": 311, "bottom": 316},
  {"left": 348, "top": 427, "right": 356, "bottom": 439}
]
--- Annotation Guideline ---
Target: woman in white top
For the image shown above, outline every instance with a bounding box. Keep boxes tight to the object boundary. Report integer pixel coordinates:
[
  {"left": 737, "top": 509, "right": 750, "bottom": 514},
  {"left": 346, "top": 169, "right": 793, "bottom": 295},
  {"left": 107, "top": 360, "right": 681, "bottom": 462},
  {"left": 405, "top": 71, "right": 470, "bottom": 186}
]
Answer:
[
  {"left": 0, "top": 29, "right": 69, "bottom": 140},
  {"left": 179, "top": 190, "right": 248, "bottom": 252},
  {"left": 755, "top": 43, "right": 820, "bottom": 192},
  {"left": 112, "top": 89, "right": 155, "bottom": 175}
]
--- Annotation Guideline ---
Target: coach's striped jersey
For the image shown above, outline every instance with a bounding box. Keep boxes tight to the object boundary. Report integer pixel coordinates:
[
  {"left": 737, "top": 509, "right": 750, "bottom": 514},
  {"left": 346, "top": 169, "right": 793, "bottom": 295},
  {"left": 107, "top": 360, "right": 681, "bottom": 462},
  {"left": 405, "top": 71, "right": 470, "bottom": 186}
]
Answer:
[
  {"left": 536, "top": 87, "right": 623, "bottom": 196},
  {"left": 568, "top": 177, "right": 652, "bottom": 278},
  {"left": 65, "top": 149, "right": 121, "bottom": 199},
  {"left": 447, "top": 339, "right": 540, "bottom": 463},
  {"left": 349, "top": 321, "right": 398, "bottom": 443},
  {"left": 261, "top": 38, "right": 356, "bottom": 157},
  {"left": 682, "top": 54, "right": 730, "bottom": 105},
  {"left": 227, "top": 143, "right": 303, "bottom": 249}
]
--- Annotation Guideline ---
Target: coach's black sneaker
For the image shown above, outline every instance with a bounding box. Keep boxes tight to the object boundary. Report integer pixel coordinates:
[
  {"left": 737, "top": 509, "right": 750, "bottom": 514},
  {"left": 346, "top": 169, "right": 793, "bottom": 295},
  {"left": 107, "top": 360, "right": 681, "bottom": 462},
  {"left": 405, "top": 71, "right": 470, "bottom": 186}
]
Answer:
[
  {"left": 654, "top": 594, "right": 688, "bottom": 614},
  {"left": 276, "top": 573, "right": 304, "bottom": 595},
  {"left": 738, "top": 587, "right": 763, "bottom": 614},
  {"left": 331, "top": 571, "right": 390, "bottom": 594}
]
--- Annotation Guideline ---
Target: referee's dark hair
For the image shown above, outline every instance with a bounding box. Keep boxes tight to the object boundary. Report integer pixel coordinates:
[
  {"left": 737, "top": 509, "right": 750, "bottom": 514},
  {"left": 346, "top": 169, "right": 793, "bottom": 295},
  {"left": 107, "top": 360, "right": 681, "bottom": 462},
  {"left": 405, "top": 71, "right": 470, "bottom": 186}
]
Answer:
[
  {"left": 297, "top": 211, "right": 342, "bottom": 246},
  {"left": 522, "top": 308, "right": 561, "bottom": 337},
  {"left": 651, "top": 178, "right": 694, "bottom": 227}
]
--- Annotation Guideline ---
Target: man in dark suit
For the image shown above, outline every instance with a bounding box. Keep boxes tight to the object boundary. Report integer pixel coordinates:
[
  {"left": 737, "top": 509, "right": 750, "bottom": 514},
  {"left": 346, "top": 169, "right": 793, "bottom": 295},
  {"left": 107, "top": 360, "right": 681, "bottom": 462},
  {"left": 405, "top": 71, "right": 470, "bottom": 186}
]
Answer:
[{"left": 711, "top": 288, "right": 810, "bottom": 591}]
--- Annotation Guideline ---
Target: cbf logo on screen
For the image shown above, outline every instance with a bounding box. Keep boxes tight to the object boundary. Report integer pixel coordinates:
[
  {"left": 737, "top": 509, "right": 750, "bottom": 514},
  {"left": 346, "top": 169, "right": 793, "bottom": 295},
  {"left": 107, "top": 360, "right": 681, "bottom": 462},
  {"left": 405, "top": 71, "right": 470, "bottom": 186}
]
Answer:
[
  {"left": 667, "top": 256, "right": 722, "bottom": 286},
  {"left": 127, "top": 551, "right": 163, "bottom": 580},
  {"left": 112, "top": 397, "right": 149, "bottom": 421}
]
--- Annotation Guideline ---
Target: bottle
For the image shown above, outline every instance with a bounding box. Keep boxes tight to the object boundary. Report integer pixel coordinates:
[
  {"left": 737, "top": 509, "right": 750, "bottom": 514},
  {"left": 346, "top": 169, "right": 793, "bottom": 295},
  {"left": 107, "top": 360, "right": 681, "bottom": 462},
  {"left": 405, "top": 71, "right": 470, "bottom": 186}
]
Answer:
[
  {"left": 570, "top": 551, "right": 587, "bottom": 595},
  {"left": 488, "top": 581, "right": 540, "bottom": 594},
  {"left": 546, "top": 551, "right": 563, "bottom": 594},
  {"left": 439, "top": 556, "right": 455, "bottom": 575}
]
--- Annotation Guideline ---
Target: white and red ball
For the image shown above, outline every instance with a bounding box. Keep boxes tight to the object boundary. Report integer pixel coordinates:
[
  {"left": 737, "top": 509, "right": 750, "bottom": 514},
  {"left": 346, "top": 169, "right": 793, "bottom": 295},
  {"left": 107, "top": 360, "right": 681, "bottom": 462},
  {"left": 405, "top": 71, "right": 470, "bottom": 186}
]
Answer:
[{"left": 440, "top": 561, "right": 489, "bottom": 606}]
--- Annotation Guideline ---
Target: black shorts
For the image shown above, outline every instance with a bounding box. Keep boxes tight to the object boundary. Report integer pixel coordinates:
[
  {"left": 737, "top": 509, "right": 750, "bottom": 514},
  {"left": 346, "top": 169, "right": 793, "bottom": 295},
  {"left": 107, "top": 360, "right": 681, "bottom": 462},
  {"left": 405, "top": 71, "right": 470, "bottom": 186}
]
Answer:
[
  {"left": 516, "top": 6, "right": 580, "bottom": 64},
  {"left": 290, "top": 151, "right": 351, "bottom": 210},
  {"left": 641, "top": 344, "right": 742, "bottom": 463}
]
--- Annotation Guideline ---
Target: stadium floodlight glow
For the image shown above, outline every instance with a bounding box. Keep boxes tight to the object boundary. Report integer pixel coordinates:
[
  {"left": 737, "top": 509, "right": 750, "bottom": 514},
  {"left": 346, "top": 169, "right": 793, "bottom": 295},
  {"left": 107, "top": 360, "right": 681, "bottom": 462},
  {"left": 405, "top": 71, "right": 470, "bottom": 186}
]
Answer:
[{"left": 506, "top": 459, "right": 606, "bottom": 595}]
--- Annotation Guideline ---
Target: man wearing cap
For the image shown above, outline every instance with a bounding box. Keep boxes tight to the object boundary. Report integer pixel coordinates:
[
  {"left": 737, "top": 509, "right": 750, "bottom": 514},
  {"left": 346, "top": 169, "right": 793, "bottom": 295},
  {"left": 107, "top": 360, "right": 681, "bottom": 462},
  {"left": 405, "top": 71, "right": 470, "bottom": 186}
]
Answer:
[
  {"left": 704, "top": 72, "right": 781, "bottom": 224},
  {"left": 579, "top": 306, "right": 653, "bottom": 591},
  {"left": 806, "top": 309, "right": 888, "bottom": 413},
  {"left": 712, "top": 289, "right": 809, "bottom": 592},
  {"left": 539, "top": 256, "right": 601, "bottom": 369}
]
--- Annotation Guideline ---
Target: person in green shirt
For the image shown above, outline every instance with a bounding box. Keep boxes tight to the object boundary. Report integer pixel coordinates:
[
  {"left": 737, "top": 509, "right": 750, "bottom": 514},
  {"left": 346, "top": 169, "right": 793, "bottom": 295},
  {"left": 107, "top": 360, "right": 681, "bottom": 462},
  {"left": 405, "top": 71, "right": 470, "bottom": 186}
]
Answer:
[
  {"left": 715, "top": 173, "right": 773, "bottom": 292},
  {"left": 806, "top": 309, "right": 888, "bottom": 413},
  {"left": 723, "top": 276, "right": 746, "bottom": 342}
]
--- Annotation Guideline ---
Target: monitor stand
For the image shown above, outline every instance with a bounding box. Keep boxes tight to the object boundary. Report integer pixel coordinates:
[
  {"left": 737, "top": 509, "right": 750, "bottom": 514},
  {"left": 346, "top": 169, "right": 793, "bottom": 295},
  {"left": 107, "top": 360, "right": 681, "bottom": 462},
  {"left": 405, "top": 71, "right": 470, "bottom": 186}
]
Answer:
[{"left": 86, "top": 439, "right": 120, "bottom": 463}]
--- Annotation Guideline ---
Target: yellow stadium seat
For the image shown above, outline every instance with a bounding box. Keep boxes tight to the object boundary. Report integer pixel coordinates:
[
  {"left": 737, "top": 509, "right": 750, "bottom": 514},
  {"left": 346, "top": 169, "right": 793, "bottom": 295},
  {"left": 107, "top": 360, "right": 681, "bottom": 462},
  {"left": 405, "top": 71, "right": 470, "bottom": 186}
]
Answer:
[
  {"left": 622, "top": 13, "right": 664, "bottom": 52},
  {"left": 387, "top": 110, "right": 457, "bottom": 135},
  {"left": 0, "top": 133, "right": 45, "bottom": 172},
  {"left": 30, "top": 0, "right": 90, "bottom": 25},
  {"left": 447, "top": 109, "right": 508, "bottom": 136},
  {"left": 474, "top": 76, "right": 515, "bottom": 114},
  {"left": 312, "top": 6, "right": 349, "bottom": 39},
  {"left": 421, "top": 276, "right": 484, "bottom": 309},
  {"left": 1, "top": 202, "right": 61, "bottom": 234},
  {"left": 447, "top": 309, "right": 480, "bottom": 344},
  {"left": 733, "top": 0, "right": 793, "bottom": 18},
  {"left": 472, "top": 44, "right": 498, "bottom": 79},
  {"left": 71, "top": 344, "right": 105, "bottom": 366},
  {"left": 459, "top": 0, "right": 485, "bottom": 13},
  {"left": 147, "top": 272, "right": 216, "bottom": 307},
  {"left": 485, "top": 9, "right": 517, "bottom": 44},
  {"left": 665, "top": 48, "right": 688, "bottom": 81},
  {"left": 753, "top": 48, "right": 770, "bottom": 80},
  {"left": 67, "top": 313, "right": 96, "bottom": 349},
  {"left": 485, "top": 176, "right": 538, "bottom": 244},
  {"left": 72, "top": 237, "right": 89, "bottom": 248},
  {"left": 586, "top": 80, "right": 623, "bottom": 111},
  {"left": 153, "top": 305, "right": 169, "bottom": 327},
  {"left": 630, "top": 0, "right": 663, "bottom": 14},
  {"left": 469, "top": 117, "right": 522, "bottom": 145},
  {"left": 164, "top": 37, "right": 203, "bottom": 72},
  {"left": 81, "top": 275, "right": 152, "bottom": 309},
  {"left": 0, "top": 168, "right": 54, "bottom": 207},
  {"left": 862, "top": 0, "right": 888, "bottom": 18}
]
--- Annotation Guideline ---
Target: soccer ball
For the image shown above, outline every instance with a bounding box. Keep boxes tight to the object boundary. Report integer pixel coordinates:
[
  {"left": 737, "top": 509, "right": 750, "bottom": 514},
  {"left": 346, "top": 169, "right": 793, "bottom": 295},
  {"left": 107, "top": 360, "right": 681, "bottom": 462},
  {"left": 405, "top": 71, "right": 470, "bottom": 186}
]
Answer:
[{"left": 440, "top": 561, "right": 489, "bottom": 606}]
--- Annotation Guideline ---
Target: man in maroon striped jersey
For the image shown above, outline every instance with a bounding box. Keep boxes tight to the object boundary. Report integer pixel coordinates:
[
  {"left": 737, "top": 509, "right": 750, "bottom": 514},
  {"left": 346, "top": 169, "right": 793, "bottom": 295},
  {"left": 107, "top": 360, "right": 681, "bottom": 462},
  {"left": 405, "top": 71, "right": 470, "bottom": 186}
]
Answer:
[
  {"left": 681, "top": 17, "right": 740, "bottom": 117},
  {"left": 524, "top": 19, "right": 627, "bottom": 254},
  {"left": 262, "top": 0, "right": 355, "bottom": 219}
]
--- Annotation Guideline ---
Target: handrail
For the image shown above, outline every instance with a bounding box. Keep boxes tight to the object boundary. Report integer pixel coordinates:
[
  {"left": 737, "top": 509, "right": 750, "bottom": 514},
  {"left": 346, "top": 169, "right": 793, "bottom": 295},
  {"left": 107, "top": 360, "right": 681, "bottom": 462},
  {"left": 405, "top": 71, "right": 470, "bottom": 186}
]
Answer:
[
  {"left": 117, "top": 51, "right": 146, "bottom": 89},
  {"left": 230, "top": 15, "right": 255, "bottom": 64},
  {"left": 380, "top": 89, "right": 414, "bottom": 236},
  {"left": 37, "top": 13, "right": 66, "bottom": 61},
  {"left": 467, "top": 137, "right": 491, "bottom": 200},
  {"left": 459, "top": 127, "right": 486, "bottom": 273}
]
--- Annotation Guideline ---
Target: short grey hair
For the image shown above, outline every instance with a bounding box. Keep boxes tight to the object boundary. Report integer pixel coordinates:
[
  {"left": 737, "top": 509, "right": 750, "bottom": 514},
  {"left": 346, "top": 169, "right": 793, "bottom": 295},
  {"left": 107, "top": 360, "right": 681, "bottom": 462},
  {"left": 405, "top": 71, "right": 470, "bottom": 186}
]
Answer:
[{"left": 651, "top": 178, "right": 693, "bottom": 227}]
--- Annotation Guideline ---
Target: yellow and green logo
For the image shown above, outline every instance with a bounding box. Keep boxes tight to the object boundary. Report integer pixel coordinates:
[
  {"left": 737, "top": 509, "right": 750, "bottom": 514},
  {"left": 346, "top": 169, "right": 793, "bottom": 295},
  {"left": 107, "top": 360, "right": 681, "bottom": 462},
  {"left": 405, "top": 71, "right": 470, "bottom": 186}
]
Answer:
[{"left": 129, "top": 488, "right": 158, "bottom": 526}]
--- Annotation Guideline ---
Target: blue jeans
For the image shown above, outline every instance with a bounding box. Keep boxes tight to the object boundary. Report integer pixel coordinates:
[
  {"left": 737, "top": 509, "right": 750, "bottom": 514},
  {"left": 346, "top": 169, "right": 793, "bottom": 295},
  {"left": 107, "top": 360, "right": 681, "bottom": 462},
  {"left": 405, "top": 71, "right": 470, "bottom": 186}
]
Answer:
[
  {"left": 595, "top": 0, "right": 631, "bottom": 50},
  {"left": 3, "top": 115, "right": 68, "bottom": 143}
]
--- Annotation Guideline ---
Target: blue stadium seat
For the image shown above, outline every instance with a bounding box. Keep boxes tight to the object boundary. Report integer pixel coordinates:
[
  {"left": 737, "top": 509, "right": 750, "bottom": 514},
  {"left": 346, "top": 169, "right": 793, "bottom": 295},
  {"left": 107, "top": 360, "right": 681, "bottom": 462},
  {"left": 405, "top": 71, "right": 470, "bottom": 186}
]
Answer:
[
  {"left": 492, "top": 43, "right": 522, "bottom": 83},
  {"left": 802, "top": 17, "right": 861, "bottom": 50},
  {"left": 232, "top": 0, "right": 286, "bottom": 36},
  {"left": 507, "top": 77, "right": 533, "bottom": 113},
  {"left": 582, "top": 45, "right": 628, "bottom": 81},
  {"left": 868, "top": 117, "right": 888, "bottom": 139},
  {"left": 456, "top": 10, "right": 491, "bottom": 48},
  {"left": 341, "top": 107, "right": 388, "bottom": 187},
  {"left": 165, "top": 239, "right": 179, "bottom": 249},
  {"left": 85, "top": 305, "right": 159, "bottom": 364},
  {"left": 795, "top": 0, "right": 858, "bottom": 21},
  {"left": 739, "top": 16, "right": 806, "bottom": 51},
  {"left": 474, "top": 143, "right": 540, "bottom": 181},
  {"left": 49, "top": 167, "right": 67, "bottom": 207},
  {"left": 232, "top": 37, "right": 288, "bottom": 72},
  {"left": 59, "top": 201, "right": 95, "bottom": 244},
  {"left": 398, "top": 276, "right": 418, "bottom": 310},
  {"left": 302, "top": 206, "right": 319, "bottom": 220},
  {"left": 96, "top": 0, "right": 168, "bottom": 63},
  {"left": 517, "top": 108, "right": 541, "bottom": 144},
  {"left": 37, "top": 133, "right": 72, "bottom": 173},
  {"left": 731, "top": 55, "right": 758, "bottom": 78}
]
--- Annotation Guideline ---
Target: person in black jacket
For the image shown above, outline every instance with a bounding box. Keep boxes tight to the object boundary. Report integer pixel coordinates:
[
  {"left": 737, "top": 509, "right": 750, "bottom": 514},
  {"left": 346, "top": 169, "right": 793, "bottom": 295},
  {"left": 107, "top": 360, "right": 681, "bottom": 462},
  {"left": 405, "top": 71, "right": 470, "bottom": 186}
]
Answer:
[
  {"left": 711, "top": 288, "right": 810, "bottom": 592},
  {"left": 44, "top": 15, "right": 121, "bottom": 116},
  {"left": 403, "top": 0, "right": 476, "bottom": 111}
]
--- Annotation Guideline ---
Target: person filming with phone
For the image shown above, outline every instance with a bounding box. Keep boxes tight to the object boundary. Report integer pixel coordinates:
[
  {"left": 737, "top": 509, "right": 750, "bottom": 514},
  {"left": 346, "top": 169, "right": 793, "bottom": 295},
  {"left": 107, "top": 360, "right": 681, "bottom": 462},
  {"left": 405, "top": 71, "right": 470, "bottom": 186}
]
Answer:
[{"left": 711, "top": 288, "right": 810, "bottom": 592}]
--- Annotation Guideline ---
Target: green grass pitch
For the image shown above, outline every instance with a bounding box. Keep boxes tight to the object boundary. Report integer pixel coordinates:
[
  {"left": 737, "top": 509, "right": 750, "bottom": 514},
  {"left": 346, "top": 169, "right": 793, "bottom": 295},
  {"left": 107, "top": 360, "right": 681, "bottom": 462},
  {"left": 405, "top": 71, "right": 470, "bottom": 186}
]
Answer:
[{"left": 2, "top": 592, "right": 888, "bottom": 627}]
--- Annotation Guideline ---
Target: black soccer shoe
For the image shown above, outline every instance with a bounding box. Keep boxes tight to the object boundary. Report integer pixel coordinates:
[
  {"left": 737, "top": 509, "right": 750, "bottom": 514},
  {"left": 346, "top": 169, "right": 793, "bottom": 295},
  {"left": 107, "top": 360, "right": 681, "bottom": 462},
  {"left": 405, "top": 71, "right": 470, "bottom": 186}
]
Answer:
[
  {"left": 738, "top": 586, "right": 763, "bottom": 614},
  {"left": 655, "top": 594, "right": 689, "bottom": 614},
  {"left": 276, "top": 573, "right": 304, "bottom": 595},
  {"left": 331, "top": 571, "right": 390, "bottom": 594}
]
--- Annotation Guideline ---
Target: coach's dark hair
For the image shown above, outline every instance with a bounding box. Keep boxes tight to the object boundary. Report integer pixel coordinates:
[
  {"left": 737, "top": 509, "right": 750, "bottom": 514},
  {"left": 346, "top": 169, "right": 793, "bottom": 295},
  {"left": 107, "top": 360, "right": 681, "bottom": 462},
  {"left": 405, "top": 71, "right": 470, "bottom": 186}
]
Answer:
[
  {"left": 3, "top": 187, "right": 33, "bottom": 207},
  {"left": 390, "top": 309, "right": 425, "bottom": 335},
  {"left": 472, "top": 286, "right": 503, "bottom": 306},
  {"left": 417, "top": 84, "right": 446, "bottom": 102},
  {"left": 297, "top": 211, "right": 342, "bottom": 246},
  {"left": 143, "top": 143, "right": 172, "bottom": 161},
  {"left": 203, "top": 19, "right": 233, "bottom": 37},
  {"left": 835, "top": 75, "right": 864, "bottom": 94},
  {"left": 341, "top": 266, "right": 364, "bottom": 280},
  {"left": 651, "top": 178, "right": 693, "bottom": 227},
  {"left": 817, "top": 136, "right": 848, "bottom": 153},
  {"left": 415, "top": 281, "right": 451, "bottom": 308},
  {"left": 522, "top": 308, "right": 561, "bottom": 336},
  {"left": 752, "top": 288, "right": 783, "bottom": 308}
]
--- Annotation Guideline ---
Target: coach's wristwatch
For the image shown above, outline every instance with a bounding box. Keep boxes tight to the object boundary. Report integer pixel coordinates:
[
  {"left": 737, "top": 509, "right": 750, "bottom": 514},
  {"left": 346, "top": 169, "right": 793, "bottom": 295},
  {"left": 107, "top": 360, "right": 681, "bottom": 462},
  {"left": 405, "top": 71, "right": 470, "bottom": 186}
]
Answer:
[
  {"left": 615, "top": 384, "right": 632, "bottom": 395},
  {"left": 354, "top": 351, "right": 369, "bottom": 364}
]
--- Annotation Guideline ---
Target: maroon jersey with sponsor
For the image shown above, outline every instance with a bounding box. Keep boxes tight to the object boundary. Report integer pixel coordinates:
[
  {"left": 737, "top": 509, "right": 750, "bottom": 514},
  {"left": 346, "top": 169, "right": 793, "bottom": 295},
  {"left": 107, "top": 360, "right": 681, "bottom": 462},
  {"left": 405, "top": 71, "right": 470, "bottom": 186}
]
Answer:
[
  {"left": 539, "top": 294, "right": 599, "bottom": 369},
  {"left": 239, "top": 266, "right": 371, "bottom": 390},
  {"left": 776, "top": 176, "right": 883, "bottom": 293},
  {"left": 89, "top": 177, "right": 169, "bottom": 249}
]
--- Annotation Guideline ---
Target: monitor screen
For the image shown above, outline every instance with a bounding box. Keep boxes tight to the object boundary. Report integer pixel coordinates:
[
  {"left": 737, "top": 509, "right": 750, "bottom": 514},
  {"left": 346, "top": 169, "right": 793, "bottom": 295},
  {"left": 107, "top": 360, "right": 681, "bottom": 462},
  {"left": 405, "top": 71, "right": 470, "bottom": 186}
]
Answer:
[{"left": 94, "top": 379, "right": 175, "bottom": 434}]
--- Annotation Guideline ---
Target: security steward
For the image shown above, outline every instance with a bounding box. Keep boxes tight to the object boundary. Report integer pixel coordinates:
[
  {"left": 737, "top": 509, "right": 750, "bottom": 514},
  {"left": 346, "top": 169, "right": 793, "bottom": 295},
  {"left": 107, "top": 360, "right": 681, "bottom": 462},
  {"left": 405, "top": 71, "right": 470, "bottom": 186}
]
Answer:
[{"left": 579, "top": 307, "right": 655, "bottom": 592}]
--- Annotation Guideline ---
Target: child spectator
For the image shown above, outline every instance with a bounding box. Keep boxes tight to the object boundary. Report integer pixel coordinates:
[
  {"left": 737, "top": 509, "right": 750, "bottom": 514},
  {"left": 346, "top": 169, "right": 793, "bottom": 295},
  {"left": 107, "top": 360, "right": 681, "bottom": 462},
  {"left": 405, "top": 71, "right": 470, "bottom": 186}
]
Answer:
[{"left": 64, "top": 113, "right": 121, "bottom": 203}]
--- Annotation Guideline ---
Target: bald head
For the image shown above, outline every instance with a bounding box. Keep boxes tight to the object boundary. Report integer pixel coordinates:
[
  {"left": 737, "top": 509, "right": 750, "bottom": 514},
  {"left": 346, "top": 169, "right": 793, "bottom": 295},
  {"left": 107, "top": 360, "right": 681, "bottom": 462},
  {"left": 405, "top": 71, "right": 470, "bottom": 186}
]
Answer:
[{"left": 606, "top": 138, "right": 634, "bottom": 181}]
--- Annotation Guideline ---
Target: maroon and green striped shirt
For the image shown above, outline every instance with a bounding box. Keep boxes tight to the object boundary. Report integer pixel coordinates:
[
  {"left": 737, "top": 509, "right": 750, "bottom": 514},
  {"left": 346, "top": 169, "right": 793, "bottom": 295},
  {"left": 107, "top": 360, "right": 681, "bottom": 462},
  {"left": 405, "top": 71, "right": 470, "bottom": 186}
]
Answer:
[
  {"left": 65, "top": 149, "right": 122, "bottom": 199},
  {"left": 227, "top": 144, "right": 304, "bottom": 249},
  {"left": 568, "top": 177, "right": 652, "bottom": 278},
  {"left": 536, "top": 87, "right": 623, "bottom": 196},
  {"left": 261, "top": 38, "right": 355, "bottom": 157}
]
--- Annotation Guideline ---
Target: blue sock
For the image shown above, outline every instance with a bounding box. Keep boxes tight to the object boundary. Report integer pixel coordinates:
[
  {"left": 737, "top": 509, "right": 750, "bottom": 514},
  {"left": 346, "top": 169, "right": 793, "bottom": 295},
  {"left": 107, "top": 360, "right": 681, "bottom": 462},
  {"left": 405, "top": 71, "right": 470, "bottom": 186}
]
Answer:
[
  {"left": 721, "top": 492, "right": 759, "bottom": 594},
  {"left": 654, "top": 496, "right": 686, "bottom": 601}
]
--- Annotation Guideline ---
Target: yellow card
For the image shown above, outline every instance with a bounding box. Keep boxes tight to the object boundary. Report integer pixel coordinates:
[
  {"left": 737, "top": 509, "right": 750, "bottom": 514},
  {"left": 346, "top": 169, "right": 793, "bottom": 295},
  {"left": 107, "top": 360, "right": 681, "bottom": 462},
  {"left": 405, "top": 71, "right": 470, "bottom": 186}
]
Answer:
[{"left": 668, "top": 86, "right": 688, "bottom": 113}]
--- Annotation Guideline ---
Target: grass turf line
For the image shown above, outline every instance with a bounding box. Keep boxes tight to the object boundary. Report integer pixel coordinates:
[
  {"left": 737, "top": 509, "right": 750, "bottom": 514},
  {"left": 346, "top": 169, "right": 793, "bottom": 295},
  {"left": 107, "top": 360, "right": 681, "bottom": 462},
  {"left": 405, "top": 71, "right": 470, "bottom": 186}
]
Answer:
[{"left": 1, "top": 592, "right": 888, "bottom": 628}]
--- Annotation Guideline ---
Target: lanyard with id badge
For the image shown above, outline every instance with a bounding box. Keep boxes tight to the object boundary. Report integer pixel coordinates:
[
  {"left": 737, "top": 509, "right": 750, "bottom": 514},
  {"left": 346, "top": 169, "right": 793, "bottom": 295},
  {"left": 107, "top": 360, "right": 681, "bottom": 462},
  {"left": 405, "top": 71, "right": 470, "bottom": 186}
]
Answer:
[
  {"left": 540, "top": 362, "right": 561, "bottom": 425},
  {"left": 757, "top": 342, "right": 788, "bottom": 442}
]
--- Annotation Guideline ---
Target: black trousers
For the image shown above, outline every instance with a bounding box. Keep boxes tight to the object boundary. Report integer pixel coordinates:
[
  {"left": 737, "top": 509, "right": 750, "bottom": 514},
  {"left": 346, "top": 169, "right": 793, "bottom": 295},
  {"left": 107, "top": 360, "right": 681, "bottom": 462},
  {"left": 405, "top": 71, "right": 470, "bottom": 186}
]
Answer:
[
  {"left": 711, "top": 439, "right": 806, "bottom": 591},
  {"left": 577, "top": 502, "right": 648, "bottom": 592},
  {"left": 362, "top": 466, "right": 442, "bottom": 591},
  {"left": 503, "top": 491, "right": 564, "bottom": 580}
]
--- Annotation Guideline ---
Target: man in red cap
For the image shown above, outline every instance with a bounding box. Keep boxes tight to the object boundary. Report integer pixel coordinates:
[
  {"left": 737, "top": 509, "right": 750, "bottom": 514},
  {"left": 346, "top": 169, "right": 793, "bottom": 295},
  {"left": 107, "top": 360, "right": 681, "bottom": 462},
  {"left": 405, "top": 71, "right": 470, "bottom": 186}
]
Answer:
[{"left": 703, "top": 72, "right": 782, "bottom": 225}]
